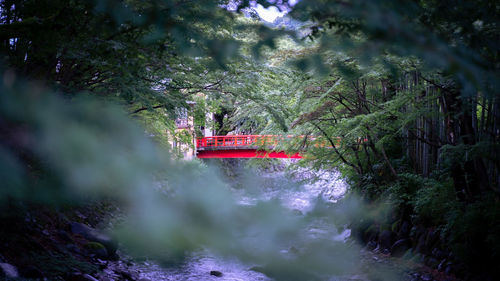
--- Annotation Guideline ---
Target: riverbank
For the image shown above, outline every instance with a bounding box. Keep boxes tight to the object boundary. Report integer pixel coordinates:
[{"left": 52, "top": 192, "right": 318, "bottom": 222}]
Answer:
[
  {"left": 0, "top": 200, "right": 121, "bottom": 280},
  {"left": 0, "top": 159, "right": 467, "bottom": 281},
  {"left": 0, "top": 202, "right": 462, "bottom": 281}
]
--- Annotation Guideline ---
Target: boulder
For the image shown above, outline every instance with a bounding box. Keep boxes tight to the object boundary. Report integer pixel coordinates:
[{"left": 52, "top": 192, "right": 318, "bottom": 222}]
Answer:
[
  {"left": 437, "top": 259, "right": 447, "bottom": 272},
  {"left": 412, "top": 225, "right": 426, "bottom": 243},
  {"left": 390, "top": 238, "right": 411, "bottom": 257},
  {"left": 420, "top": 273, "right": 432, "bottom": 281},
  {"left": 363, "top": 224, "right": 379, "bottom": 243},
  {"left": 409, "top": 272, "right": 421, "bottom": 281},
  {"left": 402, "top": 248, "right": 414, "bottom": 260},
  {"left": 210, "top": 270, "right": 223, "bottom": 277},
  {"left": 431, "top": 247, "right": 446, "bottom": 260},
  {"left": 71, "top": 222, "right": 117, "bottom": 255},
  {"left": 425, "top": 256, "right": 440, "bottom": 268},
  {"left": 57, "top": 230, "right": 74, "bottom": 242},
  {"left": 85, "top": 242, "right": 109, "bottom": 259},
  {"left": 366, "top": 240, "right": 377, "bottom": 251},
  {"left": 425, "top": 229, "right": 440, "bottom": 250},
  {"left": 0, "top": 263, "right": 19, "bottom": 278},
  {"left": 378, "top": 230, "right": 395, "bottom": 250},
  {"left": 397, "top": 221, "right": 411, "bottom": 239},
  {"left": 118, "top": 269, "right": 138, "bottom": 281},
  {"left": 415, "top": 231, "right": 427, "bottom": 254},
  {"left": 444, "top": 263, "right": 454, "bottom": 275}
]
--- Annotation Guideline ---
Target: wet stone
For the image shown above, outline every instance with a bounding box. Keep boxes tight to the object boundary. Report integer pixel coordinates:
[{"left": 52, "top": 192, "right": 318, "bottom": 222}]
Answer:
[
  {"left": 85, "top": 242, "right": 109, "bottom": 259},
  {"left": 210, "top": 270, "right": 223, "bottom": 277},
  {"left": 425, "top": 256, "right": 439, "bottom": 268},
  {"left": 398, "top": 221, "right": 411, "bottom": 239},
  {"left": 437, "top": 259, "right": 447, "bottom": 271},
  {"left": 0, "top": 263, "right": 19, "bottom": 278},
  {"left": 118, "top": 269, "right": 138, "bottom": 280},
  {"left": 70, "top": 222, "right": 118, "bottom": 255},
  {"left": 289, "top": 246, "right": 299, "bottom": 254},
  {"left": 57, "top": 230, "right": 74, "bottom": 242},
  {"left": 409, "top": 272, "right": 420, "bottom": 280},
  {"left": 366, "top": 240, "right": 377, "bottom": 251},
  {"left": 379, "top": 230, "right": 395, "bottom": 250},
  {"left": 420, "top": 273, "right": 432, "bottom": 281},
  {"left": 95, "top": 258, "right": 108, "bottom": 270},
  {"left": 391, "top": 238, "right": 411, "bottom": 257}
]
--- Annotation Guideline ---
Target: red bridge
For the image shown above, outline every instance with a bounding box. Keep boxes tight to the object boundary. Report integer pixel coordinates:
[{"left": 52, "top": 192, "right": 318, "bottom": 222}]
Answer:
[{"left": 196, "top": 135, "right": 302, "bottom": 159}]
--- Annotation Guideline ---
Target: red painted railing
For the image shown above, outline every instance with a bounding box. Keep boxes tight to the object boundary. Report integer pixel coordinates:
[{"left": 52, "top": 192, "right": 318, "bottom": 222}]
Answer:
[
  {"left": 196, "top": 135, "right": 279, "bottom": 148},
  {"left": 196, "top": 135, "right": 345, "bottom": 149},
  {"left": 194, "top": 135, "right": 359, "bottom": 158}
]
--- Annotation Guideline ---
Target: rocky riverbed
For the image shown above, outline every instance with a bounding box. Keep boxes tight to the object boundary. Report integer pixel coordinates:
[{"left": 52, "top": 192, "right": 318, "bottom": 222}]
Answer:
[{"left": 0, "top": 159, "right": 464, "bottom": 281}]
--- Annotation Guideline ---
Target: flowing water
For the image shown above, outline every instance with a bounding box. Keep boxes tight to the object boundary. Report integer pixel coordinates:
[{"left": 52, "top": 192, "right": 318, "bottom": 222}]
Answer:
[{"left": 122, "top": 159, "right": 410, "bottom": 281}]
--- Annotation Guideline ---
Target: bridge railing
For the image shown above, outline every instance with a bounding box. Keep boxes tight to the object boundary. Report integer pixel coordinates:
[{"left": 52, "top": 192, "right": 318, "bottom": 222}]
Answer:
[
  {"left": 196, "top": 135, "right": 365, "bottom": 153},
  {"left": 196, "top": 135, "right": 278, "bottom": 148}
]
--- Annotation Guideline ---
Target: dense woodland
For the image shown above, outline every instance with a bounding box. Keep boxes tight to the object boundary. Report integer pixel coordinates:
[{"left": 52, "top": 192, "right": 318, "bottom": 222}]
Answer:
[{"left": 0, "top": 0, "right": 499, "bottom": 280}]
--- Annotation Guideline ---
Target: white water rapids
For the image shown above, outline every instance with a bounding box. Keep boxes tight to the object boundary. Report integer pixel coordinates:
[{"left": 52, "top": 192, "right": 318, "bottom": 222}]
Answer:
[{"left": 127, "top": 160, "right": 355, "bottom": 281}]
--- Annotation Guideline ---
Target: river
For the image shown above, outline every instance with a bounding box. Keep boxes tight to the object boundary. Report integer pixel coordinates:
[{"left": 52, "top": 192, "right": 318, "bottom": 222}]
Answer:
[{"left": 115, "top": 159, "right": 414, "bottom": 281}]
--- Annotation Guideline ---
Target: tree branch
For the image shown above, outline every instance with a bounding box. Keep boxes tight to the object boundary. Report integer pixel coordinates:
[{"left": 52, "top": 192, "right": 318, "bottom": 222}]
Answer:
[
  {"left": 312, "top": 122, "right": 361, "bottom": 173},
  {"left": 132, "top": 104, "right": 165, "bottom": 114}
]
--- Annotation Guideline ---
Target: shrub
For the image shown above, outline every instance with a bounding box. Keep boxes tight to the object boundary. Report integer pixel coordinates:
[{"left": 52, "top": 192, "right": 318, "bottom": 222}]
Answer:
[{"left": 411, "top": 177, "right": 455, "bottom": 226}]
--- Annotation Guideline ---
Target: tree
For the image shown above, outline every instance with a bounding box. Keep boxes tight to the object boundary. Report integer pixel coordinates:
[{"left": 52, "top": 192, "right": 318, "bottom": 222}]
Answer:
[
  {"left": 1, "top": 0, "right": 499, "bottom": 279},
  {"left": 238, "top": 1, "right": 500, "bottom": 277}
]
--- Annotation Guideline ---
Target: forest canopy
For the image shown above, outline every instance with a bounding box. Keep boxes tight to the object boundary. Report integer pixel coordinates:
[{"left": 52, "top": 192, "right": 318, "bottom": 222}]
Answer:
[{"left": 0, "top": 0, "right": 499, "bottom": 280}]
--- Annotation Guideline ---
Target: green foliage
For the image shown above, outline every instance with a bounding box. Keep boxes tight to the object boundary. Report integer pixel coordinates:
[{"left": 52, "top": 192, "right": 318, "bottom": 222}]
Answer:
[
  {"left": 1, "top": 0, "right": 499, "bottom": 278},
  {"left": 411, "top": 178, "right": 455, "bottom": 225},
  {"left": 439, "top": 142, "right": 500, "bottom": 172},
  {"left": 385, "top": 173, "right": 425, "bottom": 208},
  {"left": 288, "top": 0, "right": 499, "bottom": 98},
  {"left": 192, "top": 95, "right": 207, "bottom": 137},
  {"left": 0, "top": 73, "right": 380, "bottom": 280},
  {"left": 85, "top": 242, "right": 106, "bottom": 250},
  {"left": 0, "top": 78, "right": 164, "bottom": 203},
  {"left": 28, "top": 251, "right": 99, "bottom": 278},
  {"left": 443, "top": 196, "right": 500, "bottom": 273},
  {"left": 136, "top": 108, "right": 176, "bottom": 149}
]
